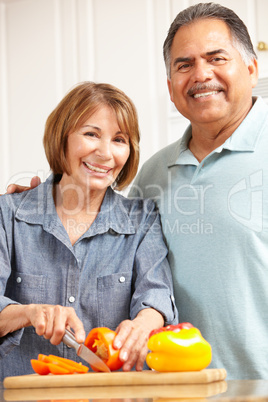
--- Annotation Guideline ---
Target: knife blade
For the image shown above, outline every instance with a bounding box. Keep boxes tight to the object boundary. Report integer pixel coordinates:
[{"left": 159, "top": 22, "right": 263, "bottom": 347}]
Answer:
[{"left": 62, "top": 329, "right": 111, "bottom": 372}]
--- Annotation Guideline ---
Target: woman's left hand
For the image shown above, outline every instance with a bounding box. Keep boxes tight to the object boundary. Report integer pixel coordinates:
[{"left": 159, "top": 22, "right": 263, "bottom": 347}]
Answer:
[{"left": 113, "top": 308, "right": 164, "bottom": 371}]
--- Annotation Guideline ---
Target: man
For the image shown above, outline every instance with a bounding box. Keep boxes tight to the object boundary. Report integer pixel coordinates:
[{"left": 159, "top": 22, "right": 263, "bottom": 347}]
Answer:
[
  {"left": 6, "top": 3, "right": 268, "bottom": 379},
  {"left": 129, "top": 3, "right": 268, "bottom": 380}
]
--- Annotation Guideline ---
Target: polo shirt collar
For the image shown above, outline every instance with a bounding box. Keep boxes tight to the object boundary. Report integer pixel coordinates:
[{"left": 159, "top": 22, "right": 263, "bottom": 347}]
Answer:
[
  {"left": 168, "top": 96, "right": 268, "bottom": 167},
  {"left": 220, "top": 96, "right": 267, "bottom": 152}
]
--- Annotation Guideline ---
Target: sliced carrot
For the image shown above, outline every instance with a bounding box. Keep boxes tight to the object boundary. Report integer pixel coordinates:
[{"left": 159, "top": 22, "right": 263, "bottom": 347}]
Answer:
[{"left": 31, "top": 359, "right": 50, "bottom": 375}]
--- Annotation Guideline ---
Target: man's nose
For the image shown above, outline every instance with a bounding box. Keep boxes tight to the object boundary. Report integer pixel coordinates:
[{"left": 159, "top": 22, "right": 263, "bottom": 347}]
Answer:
[{"left": 192, "top": 60, "right": 213, "bottom": 82}]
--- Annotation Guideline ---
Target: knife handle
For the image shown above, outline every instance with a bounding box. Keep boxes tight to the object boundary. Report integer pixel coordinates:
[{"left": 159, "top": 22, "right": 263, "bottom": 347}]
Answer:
[{"left": 62, "top": 329, "right": 79, "bottom": 352}]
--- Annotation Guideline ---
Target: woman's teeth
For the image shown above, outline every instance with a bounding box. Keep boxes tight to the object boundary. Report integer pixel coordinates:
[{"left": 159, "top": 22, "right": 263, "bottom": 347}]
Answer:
[
  {"left": 84, "top": 162, "right": 109, "bottom": 173},
  {"left": 193, "top": 91, "right": 218, "bottom": 98}
]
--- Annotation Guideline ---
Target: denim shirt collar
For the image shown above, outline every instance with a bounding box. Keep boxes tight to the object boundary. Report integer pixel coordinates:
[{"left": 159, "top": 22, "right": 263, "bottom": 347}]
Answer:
[
  {"left": 168, "top": 96, "right": 268, "bottom": 167},
  {"left": 15, "top": 174, "right": 135, "bottom": 239}
]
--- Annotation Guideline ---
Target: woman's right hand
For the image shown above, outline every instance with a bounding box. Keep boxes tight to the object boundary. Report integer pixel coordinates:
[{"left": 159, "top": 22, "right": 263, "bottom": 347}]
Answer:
[
  {"left": 0, "top": 304, "right": 85, "bottom": 345},
  {"left": 6, "top": 176, "right": 41, "bottom": 194},
  {"left": 26, "top": 304, "right": 85, "bottom": 345}
]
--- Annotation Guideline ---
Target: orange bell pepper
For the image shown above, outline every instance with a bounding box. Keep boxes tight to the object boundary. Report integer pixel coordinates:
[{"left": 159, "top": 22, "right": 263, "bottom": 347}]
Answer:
[
  {"left": 84, "top": 327, "right": 123, "bottom": 371},
  {"left": 31, "top": 360, "right": 51, "bottom": 375},
  {"left": 31, "top": 354, "right": 89, "bottom": 375},
  {"left": 146, "top": 323, "right": 212, "bottom": 372}
]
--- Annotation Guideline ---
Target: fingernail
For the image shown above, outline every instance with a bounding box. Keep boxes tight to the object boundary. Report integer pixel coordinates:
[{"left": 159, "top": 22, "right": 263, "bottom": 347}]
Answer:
[
  {"left": 121, "top": 351, "right": 128, "bottom": 361},
  {"left": 114, "top": 339, "right": 122, "bottom": 349},
  {"left": 77, "top": 331, "right": 85, "bottom": 343}
]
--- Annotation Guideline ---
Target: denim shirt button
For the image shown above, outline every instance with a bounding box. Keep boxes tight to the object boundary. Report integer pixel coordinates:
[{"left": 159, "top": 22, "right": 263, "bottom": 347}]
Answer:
[
  {"left": 119, "top": 276, "right": 125, "bottom": 283},
  {"left": 69, "top": 296, "right": 75, "bottom": 303},
  {"left": 16, "top": 276, "right": 22, "bottom": 284}
]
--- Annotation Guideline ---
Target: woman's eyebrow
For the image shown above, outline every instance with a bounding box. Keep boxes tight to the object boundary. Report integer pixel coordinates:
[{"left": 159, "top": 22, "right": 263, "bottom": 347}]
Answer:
[{"left": 82, "top": 124, "right": 101, "bottom": 131}]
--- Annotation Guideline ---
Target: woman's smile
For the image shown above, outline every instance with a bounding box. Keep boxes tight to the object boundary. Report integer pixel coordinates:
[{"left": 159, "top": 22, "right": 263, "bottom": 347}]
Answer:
[{"left": 83, "top": 161, "right": 111, "bottom": 174}]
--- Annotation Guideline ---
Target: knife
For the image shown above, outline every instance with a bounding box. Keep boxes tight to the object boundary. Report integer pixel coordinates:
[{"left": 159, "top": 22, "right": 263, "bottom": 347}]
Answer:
[{"left": 62, "top": 328, "right": 111, "bottom": 372}]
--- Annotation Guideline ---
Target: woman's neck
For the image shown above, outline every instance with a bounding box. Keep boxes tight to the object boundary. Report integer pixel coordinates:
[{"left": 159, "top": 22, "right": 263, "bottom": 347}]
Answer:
[{"left": 53, "top": 175, "right": 106, "bottom": 245}]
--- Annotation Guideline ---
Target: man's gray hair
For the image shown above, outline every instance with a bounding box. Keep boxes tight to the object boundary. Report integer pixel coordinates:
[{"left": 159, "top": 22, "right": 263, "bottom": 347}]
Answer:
[{"left": 163, "top": 2, "right": 257, "bottom": 78}]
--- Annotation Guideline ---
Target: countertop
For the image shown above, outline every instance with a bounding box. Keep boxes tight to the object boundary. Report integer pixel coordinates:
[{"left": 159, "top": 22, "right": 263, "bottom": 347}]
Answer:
[{"left": 1, "top": 380, "right": 268, "bottom": 401}]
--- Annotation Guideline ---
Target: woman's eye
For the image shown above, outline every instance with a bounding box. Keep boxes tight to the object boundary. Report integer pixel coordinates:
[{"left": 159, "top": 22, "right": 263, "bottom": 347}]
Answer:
[
  {"left": 84, "top": 132, "right": 97, "bottom": 137},
  {"left": 114, "top": 136, "right": 129, "bottom": 144}
]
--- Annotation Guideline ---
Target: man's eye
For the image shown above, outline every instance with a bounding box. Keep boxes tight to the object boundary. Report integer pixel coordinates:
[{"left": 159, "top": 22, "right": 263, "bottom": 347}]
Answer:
[
  {"left": 178, "top": 64, "right": 191, "bottom": 72},
  {"left": 210, "top": 57, "right": 226, "bottom": 65}
]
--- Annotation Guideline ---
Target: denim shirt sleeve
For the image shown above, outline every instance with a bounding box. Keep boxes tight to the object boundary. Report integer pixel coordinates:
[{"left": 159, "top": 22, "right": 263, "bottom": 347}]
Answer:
[
  {"left": 129, "top": 200, "right": 178, "bottom": 324},
  {"left": 0, "top": 208, "right": 24, "bottom": 358}
]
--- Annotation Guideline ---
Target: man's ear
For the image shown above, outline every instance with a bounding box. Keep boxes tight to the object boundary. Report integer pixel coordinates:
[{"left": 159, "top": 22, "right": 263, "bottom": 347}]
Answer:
[
  {"left": 248, "top": 58, "right": 258, "bottom": 89},
  {"left": 167, "top": 78, "right": 174, "bottom": 102}
]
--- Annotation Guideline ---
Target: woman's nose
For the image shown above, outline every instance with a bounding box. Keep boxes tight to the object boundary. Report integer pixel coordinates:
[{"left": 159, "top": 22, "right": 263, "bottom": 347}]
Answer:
[{"left": 95, "top": 139, "right": 112, "bottom": 160}]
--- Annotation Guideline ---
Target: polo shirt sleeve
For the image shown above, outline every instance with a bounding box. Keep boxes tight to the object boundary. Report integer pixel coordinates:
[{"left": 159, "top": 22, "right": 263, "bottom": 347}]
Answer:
[{"left": 129, "top": 200, "right": 178, "bottom": 324}]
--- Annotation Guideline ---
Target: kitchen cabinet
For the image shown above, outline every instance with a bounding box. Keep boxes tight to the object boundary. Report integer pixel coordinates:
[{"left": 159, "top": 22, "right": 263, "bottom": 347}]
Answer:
[{"left": 0, "top": 0, "right": 267, "bottom": 192}]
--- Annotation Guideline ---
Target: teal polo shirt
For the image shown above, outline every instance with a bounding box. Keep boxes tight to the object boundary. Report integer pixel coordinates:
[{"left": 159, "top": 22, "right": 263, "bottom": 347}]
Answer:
[{"left": 130, "top": 96, "right": 268, "bottom": 379}]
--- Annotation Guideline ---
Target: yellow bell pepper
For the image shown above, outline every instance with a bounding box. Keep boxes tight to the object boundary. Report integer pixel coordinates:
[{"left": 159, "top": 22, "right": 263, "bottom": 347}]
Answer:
[{"left": 146, "top": 325, "right": 212, "bottom": 372}]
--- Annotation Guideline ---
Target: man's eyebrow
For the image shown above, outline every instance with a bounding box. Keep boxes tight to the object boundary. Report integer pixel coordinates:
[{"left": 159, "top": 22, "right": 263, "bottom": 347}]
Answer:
[
  {"left": 173, "top": 57, "right": 192, "bottom": 67},
  {"left": 206, "top": 48, "right": 229, "bottom": 56}
]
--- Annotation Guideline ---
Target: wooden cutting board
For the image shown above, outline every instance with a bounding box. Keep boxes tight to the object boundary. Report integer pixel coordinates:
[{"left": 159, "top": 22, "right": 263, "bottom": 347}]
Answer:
[
  {"left": 4, "top": 368, "right": 226, "bottom": 389},
  {"left": 4, "top": 381, "right": 228, "bottom": 401}
]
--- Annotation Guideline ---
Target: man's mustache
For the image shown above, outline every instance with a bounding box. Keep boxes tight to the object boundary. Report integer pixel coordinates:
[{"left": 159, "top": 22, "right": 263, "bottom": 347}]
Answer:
[{"left": 187, "top": 83, "right": 224, "bottom": 96}]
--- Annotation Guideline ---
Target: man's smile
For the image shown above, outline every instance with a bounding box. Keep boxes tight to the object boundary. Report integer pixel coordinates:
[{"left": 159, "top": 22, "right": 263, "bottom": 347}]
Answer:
[
  {"left": 193, "top": 91, "right": 220, "bottom": 98},
  {"left": 187, "top": 83, "right": 224, "bottom": 99}
]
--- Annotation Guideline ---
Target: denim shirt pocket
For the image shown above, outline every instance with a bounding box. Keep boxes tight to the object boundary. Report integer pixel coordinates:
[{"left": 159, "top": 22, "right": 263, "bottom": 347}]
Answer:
[
  {"left": 6, "top": 272, "right": 47, "bottom": 304},
  {"left": 97, "top": 272, "right": 132, "bottom": 330}
]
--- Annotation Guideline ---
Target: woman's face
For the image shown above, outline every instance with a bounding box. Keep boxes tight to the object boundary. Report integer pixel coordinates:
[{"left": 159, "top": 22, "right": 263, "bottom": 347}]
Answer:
[{"left": 65, "top": 105, "right": 130, "bottom": 195}]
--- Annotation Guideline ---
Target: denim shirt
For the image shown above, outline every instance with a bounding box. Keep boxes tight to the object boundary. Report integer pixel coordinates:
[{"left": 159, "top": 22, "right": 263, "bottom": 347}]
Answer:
[{"left": 0, "top": 174, "right": 177, "bottom": 379}]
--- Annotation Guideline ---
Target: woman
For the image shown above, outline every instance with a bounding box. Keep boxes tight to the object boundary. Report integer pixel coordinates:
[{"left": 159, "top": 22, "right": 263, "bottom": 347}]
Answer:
[{"left": 0, "top": 82, "right": 177, "bottom": 380}]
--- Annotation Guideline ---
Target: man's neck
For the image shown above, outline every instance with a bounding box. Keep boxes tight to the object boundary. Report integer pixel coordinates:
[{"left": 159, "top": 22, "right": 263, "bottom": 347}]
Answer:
[
  {"left": 188, "top": 102, "right": 254, "bottom": 162},
  {"left": 188, "top": 126, "right": 231, "bottom": 162}
]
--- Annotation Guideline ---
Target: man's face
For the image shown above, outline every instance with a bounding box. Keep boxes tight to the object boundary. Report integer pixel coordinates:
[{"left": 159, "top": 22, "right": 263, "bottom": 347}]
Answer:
[{"left": 167, "top": 19, "right": 258, "bottom": 129}]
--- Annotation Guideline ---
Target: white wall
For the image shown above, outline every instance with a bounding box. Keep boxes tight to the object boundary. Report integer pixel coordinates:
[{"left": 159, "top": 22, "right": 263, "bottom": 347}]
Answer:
[{"left": 0, "top": 0, "right": 267, "bottom": 192}]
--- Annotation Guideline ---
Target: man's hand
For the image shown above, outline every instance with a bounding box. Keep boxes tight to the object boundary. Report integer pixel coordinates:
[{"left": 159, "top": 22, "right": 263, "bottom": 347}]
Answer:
[{"left": 6, "top": 176, "right": 41, "bottom": 194}]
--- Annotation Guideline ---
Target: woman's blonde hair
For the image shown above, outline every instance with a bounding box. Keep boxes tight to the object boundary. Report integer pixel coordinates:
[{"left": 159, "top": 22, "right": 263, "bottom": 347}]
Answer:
[{"left": 43, "top": 82, "right": 140, "bottom": 190}]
